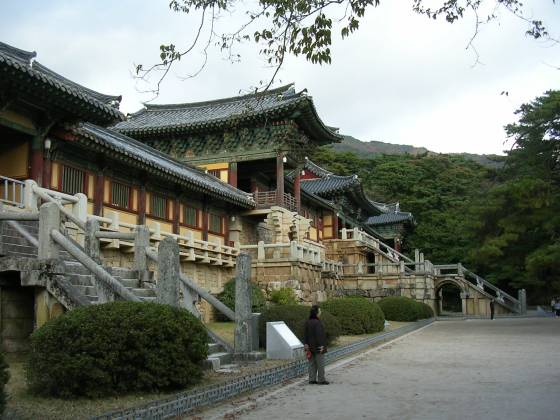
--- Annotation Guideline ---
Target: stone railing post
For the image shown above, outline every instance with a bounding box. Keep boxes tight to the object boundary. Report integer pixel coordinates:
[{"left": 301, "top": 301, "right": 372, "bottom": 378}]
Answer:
[
  {"left": 457, "top": 263, "right": 464, "bottom": 277},
  {"left": 23, "top": 180, "right": 38, "bottom": 211},
  {"left": 341, "top": 228, "right": 347, "bottom": 240},
  {"left": 415, "top": 249, "right": 420, "bottom": 271},
  {"left": 108, "top": 211, "right": 120, "bottom": 248},
  {"left": 73, "top": 193, "right": 88, "bottom": 223},
  {"left": 156, "top": 236, "right": 182, "bottom": 307},
  {"left": 290, "top": 241, "right": 298, "bottom": 259},
  {"left": 518, "top": 289, "right": 527, "bottom": 314},
  {"left": 235, "top": 252, "right": 254, "bottom": 355},
  {"left": 134, "top": 225, "right": 151, "bottom": 286},
  {"left": 400, "top": 260, "right": 405, "bottom": 274},
  {"left": 420, "top": 252, "right": 425, "bottom": 272},
  {"left": 39, "top": 202, "right": 60, "bottom": 260},
  {"left": 85, "top": 219, "right": 101, "bottom": 263},
  {"left": 257, "top": 241, "right": 265, "bottom": 261}
]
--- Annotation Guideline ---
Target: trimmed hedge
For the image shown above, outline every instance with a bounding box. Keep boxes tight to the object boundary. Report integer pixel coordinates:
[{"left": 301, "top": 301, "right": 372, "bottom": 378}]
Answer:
[
  {"left": 26, "top": 302, "right": 208, "bottom": 398},
  {"left": 0, "top": 352, "right": 9, "bottom": 415},
  {"left": 378, "top": 296, "right": 434, "bottom": 321},
  {"left": 258, "top": 305, "right": 341, "bottom": 348},
  {"left": 320, "top": 297, "right": 385, "bottom": 335},
  {"left": 269, "top": 288, "right": 298, "bottom": 305},
  {"left": 218, "top": 278, "right": 266, "bottom": 315}
]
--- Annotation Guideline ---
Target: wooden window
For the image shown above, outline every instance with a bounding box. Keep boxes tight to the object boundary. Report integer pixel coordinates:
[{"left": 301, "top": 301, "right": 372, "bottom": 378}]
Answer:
[
  {"left": 209, "top": 213, "right": 224, "bottom": 234},
  {"left": 208, "top": 169, "right": 221, "bottom": 178},
  {"left": 150, "top": 194, "right": 167, "bottom": 219},
  {"left": 184, "top": 206, "right": 198, "bottom": 228},
  {"left": 61, "top": 165, "right": 85, "bottom": 195},
  {"left": 111, "top": 182, "right": 131, "bottom": 210}
]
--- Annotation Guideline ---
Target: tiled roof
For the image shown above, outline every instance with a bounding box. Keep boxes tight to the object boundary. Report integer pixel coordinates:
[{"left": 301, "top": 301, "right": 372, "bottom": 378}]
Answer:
[
  {"left": 366, "top": 212, "right": 413, "bottom": 226},
  {"left": 302, "top": 159, "right": 333, "bottom": 178},
  {"left": 70, "top": 123, "right": 255, "bottom": 208},
  {"left": 300, "top": 174, "right": 360, "bottom": 195},
  {"left": 369, "top": 200, "right": 400, "bottom": 213},
  {"left": 0, "top": 42, "right": 124, "bottom": 123},
  {"left": 115, "top": 84, "right": 341, "bottom": 144}
]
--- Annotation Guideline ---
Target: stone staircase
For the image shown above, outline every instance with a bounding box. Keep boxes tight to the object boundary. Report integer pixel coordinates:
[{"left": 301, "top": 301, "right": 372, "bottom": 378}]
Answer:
[{"left": 1, "top": 219, "right": 234, "bottom": 369}]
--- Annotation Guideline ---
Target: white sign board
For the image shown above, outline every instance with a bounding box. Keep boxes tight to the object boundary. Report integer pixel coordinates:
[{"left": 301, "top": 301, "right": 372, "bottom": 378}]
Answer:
[{"left": 266, "top": 321, "right": 305, "bottom": 360}]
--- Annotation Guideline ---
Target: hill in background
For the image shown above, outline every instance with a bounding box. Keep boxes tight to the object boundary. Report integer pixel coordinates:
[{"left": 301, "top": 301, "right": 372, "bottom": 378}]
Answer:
[{"left": 332, "top": 135, "right": 504, "bottom": 168}]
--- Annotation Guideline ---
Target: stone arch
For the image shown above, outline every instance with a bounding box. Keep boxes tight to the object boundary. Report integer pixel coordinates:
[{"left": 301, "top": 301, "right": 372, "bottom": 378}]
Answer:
[{"left": 434, "top": 278, "right": 466, "bottom": 316}]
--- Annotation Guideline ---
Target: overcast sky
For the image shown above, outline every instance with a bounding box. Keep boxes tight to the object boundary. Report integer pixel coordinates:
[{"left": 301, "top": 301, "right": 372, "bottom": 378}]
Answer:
[{"left": 1, "top": 1, "right": 559, "bottom": 155}]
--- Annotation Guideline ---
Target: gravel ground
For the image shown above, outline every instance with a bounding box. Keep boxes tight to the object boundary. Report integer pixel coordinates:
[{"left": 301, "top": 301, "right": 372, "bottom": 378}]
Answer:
[{"left": 196, "top": 318, "right": 560, "bottom": 420}]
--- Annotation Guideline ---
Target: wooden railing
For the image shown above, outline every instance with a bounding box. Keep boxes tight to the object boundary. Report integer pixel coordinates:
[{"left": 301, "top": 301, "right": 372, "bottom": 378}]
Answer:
[
  {"left": 0, "top": 175, "right": 25, "bottom": 208},
  {"left": 253, "top": 190, "right": 297, "bottom": 212}
]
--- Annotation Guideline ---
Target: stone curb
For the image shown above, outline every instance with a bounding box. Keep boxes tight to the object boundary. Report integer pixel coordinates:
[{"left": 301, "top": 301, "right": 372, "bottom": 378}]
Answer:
[{"left": 92, "top": 318, "right": 434, "bottom": 420}]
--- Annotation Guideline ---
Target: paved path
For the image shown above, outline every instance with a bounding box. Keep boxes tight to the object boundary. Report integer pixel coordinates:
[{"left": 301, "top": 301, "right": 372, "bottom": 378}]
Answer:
[{"left": 199, "top": 319, "right": 560, "bottom": 420}]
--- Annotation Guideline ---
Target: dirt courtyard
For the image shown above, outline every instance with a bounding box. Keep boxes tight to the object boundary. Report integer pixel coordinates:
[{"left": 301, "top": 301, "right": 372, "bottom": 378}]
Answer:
[{"left": 198, "top": 318, "right": 560, "bottom": 420}]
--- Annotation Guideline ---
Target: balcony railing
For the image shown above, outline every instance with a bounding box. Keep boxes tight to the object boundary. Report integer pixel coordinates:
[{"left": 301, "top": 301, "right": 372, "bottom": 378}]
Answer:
[
  {"left": 253, "top": 190, "right": 297, "bottom": 212},
  {"left": 0, "top": 175, "right": 25, "bottom": 208}
]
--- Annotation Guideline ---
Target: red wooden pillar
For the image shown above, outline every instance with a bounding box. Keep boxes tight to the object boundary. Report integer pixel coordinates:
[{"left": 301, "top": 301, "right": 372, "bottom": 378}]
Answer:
[
  {"left": 173, "top": 198, "right": 180, "bottom": 234},
  {"left": 30, "top": 137, "right": 44, "bottom": 186},
  {"left": 294, "top": 167, "right": 301, "bottom": 213},
  {"left": 94, "top": 173, "right": 104, "bottom": 216},
  {"left": 333, "top": 212, "right": 339, "bottom": 239},
  {"left": 276, "top": 152, "right": 285, "bottom": 207},
  {"left": 202, "top": 197, "right": 209, "bottom": 241},
  {"left": 42, "top": 157, "right": 52, "bottom": 190},
  {"left": 228, "top": 162, "right": 238, "bottom": 188},
  {"left": 138, "top": 186, "right": 146, "bottom": 225}
]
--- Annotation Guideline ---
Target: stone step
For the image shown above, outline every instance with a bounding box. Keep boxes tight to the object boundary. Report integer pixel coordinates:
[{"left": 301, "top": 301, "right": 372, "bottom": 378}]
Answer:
[
  {"left": 205, "top": 352, "right": 232, "bottom": 370},
  {"left": 66, "top": 273, "right": 95, "bottom": 286},
  {"left": 117, "top": 278, "right": 139, "bottom": 288},
  {"left": 208, "top": 342, "right": 225, "bottom": 354},
  {"left": 107, "top": 267, "right": 138, "bottom": 278},
  {"left": 130, "top": 288, "right": 156, "bottom": 298},
  {"left": 73, "top": 284, "right": 97, "bottom": 296},
  {"left": 1, "top": 243, "right": 37, "bottom": 255},
  {"left": 63, "top": 263, "right": 92, "bottom": 275}
]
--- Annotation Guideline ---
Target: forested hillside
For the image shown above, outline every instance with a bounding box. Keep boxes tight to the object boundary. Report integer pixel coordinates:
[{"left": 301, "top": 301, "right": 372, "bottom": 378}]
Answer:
[{"left": 312, "top": 90, "right": 560, "bottom": 304}]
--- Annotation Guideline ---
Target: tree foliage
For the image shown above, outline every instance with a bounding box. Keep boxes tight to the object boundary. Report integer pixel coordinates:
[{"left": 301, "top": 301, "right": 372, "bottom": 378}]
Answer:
[
  {"left": 314, "top": 90, "right": 560, "bottom": 304},
  {"left": 138, "top": 0, "right": 554, "bottom": 93}
]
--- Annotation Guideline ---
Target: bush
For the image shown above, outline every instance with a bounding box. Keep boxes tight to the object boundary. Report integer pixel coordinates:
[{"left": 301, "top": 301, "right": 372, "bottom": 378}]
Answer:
[
  {"left": 320, "top": 297, "right": 385, "bottom": 335},
  {"left": 218, "top": 279, "right": 266, "bottom": 315},
  {"left": 269, "top": 288, "right": 298, "bottom": 305},
  {"left": 378, "top": 296, "right": 434, "bottom": 321},
  {"left": 0, "top": 353, "right": 9, "bottom": 415},
  {"left": 258, "top": 305, "right": 341, "bottom": 348},
  {"left": 26, "top": 302, "right": 208, "bottom": 398},
  {"left": 414, "top": 301, "right": 435, "bottom": 319}
]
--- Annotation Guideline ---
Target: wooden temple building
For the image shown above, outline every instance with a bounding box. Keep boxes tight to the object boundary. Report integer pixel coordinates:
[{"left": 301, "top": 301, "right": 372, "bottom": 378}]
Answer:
[{"left": 0, "top": 41, "right": 522, "bottom": 352}]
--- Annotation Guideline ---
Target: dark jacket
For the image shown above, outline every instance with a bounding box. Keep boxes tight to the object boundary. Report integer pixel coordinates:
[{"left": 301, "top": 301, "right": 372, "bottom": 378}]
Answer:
[{"left": 304, "top": 318, "right": 327, "bottom": 353}]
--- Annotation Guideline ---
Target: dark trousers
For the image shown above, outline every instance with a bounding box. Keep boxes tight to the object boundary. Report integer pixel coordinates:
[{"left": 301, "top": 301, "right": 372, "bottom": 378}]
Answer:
[{"left": 308, "top": 352, "right": 325, "bottom": 383}]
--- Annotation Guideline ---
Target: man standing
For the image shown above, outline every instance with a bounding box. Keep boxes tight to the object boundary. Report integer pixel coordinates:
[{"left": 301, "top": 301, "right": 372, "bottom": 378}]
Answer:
[
  {"left": 490, "top": 299, "right": 495, "bottom": 320},
  {"left": 304, "top": 305, "right": 329, "bottom": 385}
]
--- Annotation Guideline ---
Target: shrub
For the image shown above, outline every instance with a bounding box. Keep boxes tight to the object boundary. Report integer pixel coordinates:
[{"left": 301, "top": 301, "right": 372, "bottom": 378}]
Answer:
[
  {"left": 218, "top": 278, "right": 266, "bottom": 315},
  {"left": 378, "top": 296, "right": 433, "bottom": 321},
  {"left": 414, "top": 301, "right": 435, "bottom": 319},
  {"left": 0, "top": 352, "right": 9, "bottom": 415},
  {"left": 320, "top": 297, "right": 385, "bottom": 335},
  {"left": 269, "top": 288, "right": 298, "bottom": 305},
  {"left": 26, "top": 301, "right": 208, "bottom": 398},
  {"left": 258, "top": 304, "right": 341, "bottom": 348}
]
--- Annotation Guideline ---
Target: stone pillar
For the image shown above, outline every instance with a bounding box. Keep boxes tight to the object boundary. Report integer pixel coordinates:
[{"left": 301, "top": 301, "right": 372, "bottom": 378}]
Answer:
[
  {"left": 134, "top": 225, "right": 151, "bottom": 285},
  {"left": 156, "top": 236, "right": 180, "bottom": 306},
  {"left": 228, "top": 162, "right": 238, "bottom": 188},
  {"left": 276, "top": 152, "right": 285, "bottom": 207},
  {"left": 414, "top": 249, "right": 420, "bottom": 272},
  {"left": 228, "top": 215, "right": 242, "bottom": 248},
  {"left": 460, "top": 292, "right": 468, "bottom": 315},
  {"left": 235, "top": 252, "right": 253, "bottom": 354},
  {"left": 85, "top": 219, "right": 101, "bottom": 263},
  {"left": 38, "top": 202, "right": 60, "bottom": 260},
  {"left": 518, "top": 289, "right": 527, "bottom": 314}
]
